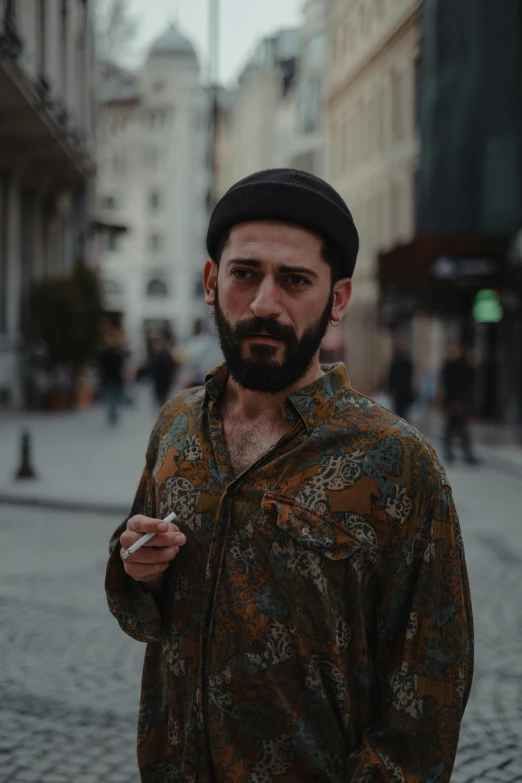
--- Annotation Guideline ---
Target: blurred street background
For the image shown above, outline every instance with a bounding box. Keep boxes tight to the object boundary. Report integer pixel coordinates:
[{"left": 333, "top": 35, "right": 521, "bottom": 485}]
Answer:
[{"left": 0, "top": 0, "right": 521, "bottom": 781}]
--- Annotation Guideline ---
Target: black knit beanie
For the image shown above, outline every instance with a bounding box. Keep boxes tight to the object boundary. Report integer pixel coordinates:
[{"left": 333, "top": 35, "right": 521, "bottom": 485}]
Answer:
[{"left": 206, "top": 168, "right": 359, "bottom": 278}]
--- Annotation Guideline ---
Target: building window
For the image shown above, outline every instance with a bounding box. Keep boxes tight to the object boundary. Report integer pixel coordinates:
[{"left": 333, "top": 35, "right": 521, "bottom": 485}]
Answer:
[
  {"left": 148, "top": 191, "right": 161, "bottom": 211},
  {"left": 147, "top": 278, "right": 168, "bottom": 297},
  {"left": 392, "top": 69, "right": 404, "bottom": 139},
  {"left": 107, "top": 233, "right": 119, "bottom": 252},
  {"left": 148, "top": 233, "right": 162, "bottom": 252},
  {"left": 103, "top": 279, "right": 122, "bottom": 296},
  {"left": 144, "top": 108, "right": 172, "bottom": 129},
  {"left": 103, "top": 196, "right": 117, "bottom": 210},
  {"left": 306, "top": 33, "right": 326, "bottom": 72},
  {"left": 301, "top": 76, "right": 321, "bottom": 134}
]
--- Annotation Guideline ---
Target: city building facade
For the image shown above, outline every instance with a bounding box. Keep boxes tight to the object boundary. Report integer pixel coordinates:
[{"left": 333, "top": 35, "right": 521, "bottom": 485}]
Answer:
[
  {"left": 214, "top": 4, "right": 332, "bottom": 202},
  {"left": 95, "top": 25, "right": 210, "bottom": 364},
  {"left": 0, "top": 0, "right": 95, "bottom": 408},
  {"left": 379, "top": 0, "right": 522, "bottom": 422},
  {"left": 216, "top": 29, "right": 300, "bottom": 196},
  {"left": 326, "top": 0, "right": 420, "bottom": 391},
  {"left": 292, "top": 0, "right": 331, "bottom": 177}
]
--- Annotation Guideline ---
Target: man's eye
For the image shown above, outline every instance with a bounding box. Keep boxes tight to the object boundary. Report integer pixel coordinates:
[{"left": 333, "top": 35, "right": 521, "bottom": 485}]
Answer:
[
  {"left": 286, "top": 275, "right": 309, "bottom": 286},
  {"left": 232, "top": 269, "right": 254, "bottom": 279}
]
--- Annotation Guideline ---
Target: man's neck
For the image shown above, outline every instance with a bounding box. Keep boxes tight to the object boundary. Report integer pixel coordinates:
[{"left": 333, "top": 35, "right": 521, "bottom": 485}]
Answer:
[{"left": 220, "top": 359, "right": 325, "bottom": 421}]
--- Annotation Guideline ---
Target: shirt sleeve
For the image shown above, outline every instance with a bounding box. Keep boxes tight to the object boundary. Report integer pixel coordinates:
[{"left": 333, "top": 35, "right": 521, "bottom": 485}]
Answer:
[
  {"left": 105, "top": 463, "right": 166, "bottom": 644},
  {"left": 346, "top": 473, "right": 474, "bottom": 782}
]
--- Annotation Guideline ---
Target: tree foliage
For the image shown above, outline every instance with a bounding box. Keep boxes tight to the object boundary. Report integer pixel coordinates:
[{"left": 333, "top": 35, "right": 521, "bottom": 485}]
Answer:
[
  {"left": 30, "top": 261, "right": 103, "bottom": 369},
  {"left": 95, "top": 0, "right": 138, "bottom": 64}
]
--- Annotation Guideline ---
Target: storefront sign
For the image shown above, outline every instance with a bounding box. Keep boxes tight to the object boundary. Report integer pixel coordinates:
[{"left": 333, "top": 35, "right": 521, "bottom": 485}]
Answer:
[
  {"left": 432, "top": 256, "right": 497, "bottom": 282},
  {"left": 473, "top": 290, "right": 503, "bottom": 323}
]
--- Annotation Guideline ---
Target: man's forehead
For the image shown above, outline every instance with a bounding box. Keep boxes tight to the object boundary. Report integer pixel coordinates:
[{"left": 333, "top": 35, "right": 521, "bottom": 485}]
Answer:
[{"left": 226, "top": 221, "right": 323, "bottom": 257}]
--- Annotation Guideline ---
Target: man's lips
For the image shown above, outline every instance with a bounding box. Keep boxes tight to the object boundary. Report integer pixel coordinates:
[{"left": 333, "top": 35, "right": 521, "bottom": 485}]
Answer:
[{"left": 247, "top": 333, "right": 282, "bottom": 341}]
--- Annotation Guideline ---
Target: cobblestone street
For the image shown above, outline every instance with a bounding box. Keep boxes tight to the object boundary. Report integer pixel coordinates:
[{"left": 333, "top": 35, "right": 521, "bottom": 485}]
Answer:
[
  {"left": 0, "top": 407, "right": 521, "bottom": 781},
  {"left": 0, "top": 506, "right": 144, "bottom": 783}
]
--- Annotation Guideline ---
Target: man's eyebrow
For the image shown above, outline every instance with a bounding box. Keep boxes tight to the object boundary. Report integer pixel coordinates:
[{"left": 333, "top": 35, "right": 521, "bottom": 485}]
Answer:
[{"left": 226, "top": 258, "right": 318, "bottom": 278}]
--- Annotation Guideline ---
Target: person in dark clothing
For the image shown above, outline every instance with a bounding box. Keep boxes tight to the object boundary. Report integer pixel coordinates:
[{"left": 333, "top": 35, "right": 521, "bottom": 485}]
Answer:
[
  {"left": 99, "top": 334, "right": 126, "bottom": 426},
  {"left": 441, "top": 343, "right": 478, "bottom": 465},
  {"left": 388, "top": 348, "right": 414, "bottom": 419},
  {"left": 149, "top": 337, "right": 178, "bottom": 407}
]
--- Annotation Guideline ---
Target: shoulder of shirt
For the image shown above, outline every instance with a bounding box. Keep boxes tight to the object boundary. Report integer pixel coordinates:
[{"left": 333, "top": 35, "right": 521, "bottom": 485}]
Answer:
[
  {"left": 155, "top": 385, "right": 206, "bottom": 430},
  {"left": 330, "top": 387, "right": 450, "bottom": 491},
  {"left": 144, "top": 386, "right": 206, "bottom": 465}
]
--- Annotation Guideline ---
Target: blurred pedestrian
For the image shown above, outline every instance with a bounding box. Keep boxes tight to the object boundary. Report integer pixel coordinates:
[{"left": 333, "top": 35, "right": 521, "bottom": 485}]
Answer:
[
  {"left": 441, "top": 342, "right": 478, "bottom": 465},
  {"left": 99, "top": 332, "right": 126, "bottom": 426},
  {"left": 106, "top": 169, "right": 473, "bottom": 782},
  {"left": 388, "top": 344, "right": 414, "bottom": 419},
  {"left": 149, "top": 335, "right": 178, "bottom": 407},
  {"left": 174, "top": 319, "right": 224, "bottom": 391}
]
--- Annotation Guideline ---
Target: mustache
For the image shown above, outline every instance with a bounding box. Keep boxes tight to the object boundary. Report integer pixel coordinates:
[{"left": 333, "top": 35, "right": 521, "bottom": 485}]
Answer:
[{"left": 231, "top": 317, "right": 298, "bottom": 347}]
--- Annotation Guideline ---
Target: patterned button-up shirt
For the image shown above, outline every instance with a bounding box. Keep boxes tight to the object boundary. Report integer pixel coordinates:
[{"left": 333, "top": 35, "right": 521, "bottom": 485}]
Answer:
[{"left": 105, "top": 363, "right": 473, "bottom": 783}]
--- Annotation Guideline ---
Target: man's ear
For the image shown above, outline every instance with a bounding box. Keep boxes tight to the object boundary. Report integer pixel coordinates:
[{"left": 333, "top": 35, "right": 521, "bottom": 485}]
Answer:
[
  {"left": 203, "top": 259, "right": 218, "bottom": 305},
  {"left": 331, "top": 278, "right": 352, "bottom": 323}
]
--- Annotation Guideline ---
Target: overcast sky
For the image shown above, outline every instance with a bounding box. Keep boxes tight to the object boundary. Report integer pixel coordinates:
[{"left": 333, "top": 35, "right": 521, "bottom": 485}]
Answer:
[{"left": 126, "top": 0, "right": 303, "bottom": 86}]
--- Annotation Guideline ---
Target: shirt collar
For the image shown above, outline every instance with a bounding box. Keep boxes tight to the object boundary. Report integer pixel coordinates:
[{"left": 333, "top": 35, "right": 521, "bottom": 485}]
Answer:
[{"left": 204, "top": 362, "right": 351, "bottom": 433}]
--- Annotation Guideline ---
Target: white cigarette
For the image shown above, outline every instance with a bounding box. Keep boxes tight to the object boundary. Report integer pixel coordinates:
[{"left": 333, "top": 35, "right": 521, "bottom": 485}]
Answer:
[{"left": 121, "top": 511, "right": 177, "bottom": 560}]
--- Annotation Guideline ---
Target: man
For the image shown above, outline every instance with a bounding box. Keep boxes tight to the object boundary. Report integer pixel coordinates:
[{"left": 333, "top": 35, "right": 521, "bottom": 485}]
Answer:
[
  {"left": 99, "top": 330, "right": 126, "bottom": 426},
  {"left": 106, "top": 170, "right": 473, "bottom": 782},
  {"left": 388, "top": 344, "right": 415, "bottom": 420},
  {"left": 149, "top": 335, "right": 178, "bottom": 407},
  {"left": 441, "top": 342, "right": 478, "bottom": 465}
]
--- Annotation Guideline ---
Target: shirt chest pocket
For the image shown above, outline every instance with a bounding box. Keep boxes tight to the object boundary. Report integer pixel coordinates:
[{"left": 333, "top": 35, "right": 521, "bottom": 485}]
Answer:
[{"left": 253, "top": 493, "right": 364, "bottom": 645}]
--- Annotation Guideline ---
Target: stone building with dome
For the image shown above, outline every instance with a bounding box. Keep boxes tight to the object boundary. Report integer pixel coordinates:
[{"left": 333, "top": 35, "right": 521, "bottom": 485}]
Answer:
[{"left": 95, "top": 24, "right": 210, "bottom": 363}]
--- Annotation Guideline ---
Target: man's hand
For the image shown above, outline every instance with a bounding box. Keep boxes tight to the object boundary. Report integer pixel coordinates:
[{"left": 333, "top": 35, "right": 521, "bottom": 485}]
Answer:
[{"left": 120, "top": 515, "right": 186, "bottom": 591}]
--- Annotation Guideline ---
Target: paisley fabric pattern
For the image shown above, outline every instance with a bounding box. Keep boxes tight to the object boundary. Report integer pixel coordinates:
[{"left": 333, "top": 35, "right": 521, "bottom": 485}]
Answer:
[{"left": 105, "top": 363, "right": 474, "bottom": 783}]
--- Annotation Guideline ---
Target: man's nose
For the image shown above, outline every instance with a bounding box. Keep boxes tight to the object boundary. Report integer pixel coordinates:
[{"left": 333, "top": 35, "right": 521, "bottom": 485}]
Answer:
[{"left": 249, "top": 276, "right": 284, "bottom": 320}]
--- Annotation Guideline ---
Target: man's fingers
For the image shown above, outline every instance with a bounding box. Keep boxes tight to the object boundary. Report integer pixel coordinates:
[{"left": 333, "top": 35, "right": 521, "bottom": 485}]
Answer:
[
  {"left": 127, "top": 515, "right": 180, "bottom": 535},
  {"left": 121, "top": 516, "right": 185, "bottom": 551},
  {"left": 120, "top": 529, "right": 186, "bottom": 550},
  {"left": 124, "top": 545, "right": 180, "bottom": 565},
  {"left": 143, "top": 532, "right": 186, "bottom": 548}
]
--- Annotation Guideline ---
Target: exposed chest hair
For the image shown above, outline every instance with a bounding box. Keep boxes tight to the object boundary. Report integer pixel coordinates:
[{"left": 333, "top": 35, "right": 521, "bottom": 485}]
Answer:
[{"left": 223, "top": 416, "right": 287, "bottom": 476}]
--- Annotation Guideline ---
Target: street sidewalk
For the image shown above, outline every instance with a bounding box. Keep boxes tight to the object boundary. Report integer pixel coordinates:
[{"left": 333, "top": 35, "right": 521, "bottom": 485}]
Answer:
[
  {"left": 0, "top": 384, "right": 158, "bottom": 515},
  {"left": 1, "top": 385, "right": 521, "bottom": 514},
  {"left": 410, "top": 407, "right": 522, "bottom": 476}
]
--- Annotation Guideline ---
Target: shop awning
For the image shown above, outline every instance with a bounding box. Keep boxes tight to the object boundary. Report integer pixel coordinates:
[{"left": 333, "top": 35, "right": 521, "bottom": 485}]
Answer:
[{"left": 378, "top": 235, "right": 507, "bottom": 294}]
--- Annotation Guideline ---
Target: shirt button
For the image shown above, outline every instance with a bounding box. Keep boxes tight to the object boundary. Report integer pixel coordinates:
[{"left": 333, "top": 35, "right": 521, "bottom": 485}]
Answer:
[{"left": 302, "top": 527, "right": 310, "bottom": 536}]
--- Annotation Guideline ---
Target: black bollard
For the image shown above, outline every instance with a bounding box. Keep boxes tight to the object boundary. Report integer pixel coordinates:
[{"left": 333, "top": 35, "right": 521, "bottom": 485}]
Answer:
[{"left": 15, "top": 430, "right": 37, "bottom": 480}]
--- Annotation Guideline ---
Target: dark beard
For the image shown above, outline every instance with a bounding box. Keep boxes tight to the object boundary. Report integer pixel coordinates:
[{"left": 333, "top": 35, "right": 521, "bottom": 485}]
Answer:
[{"left": 213, "top": 285, "right": 334, "bottom": 394}]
